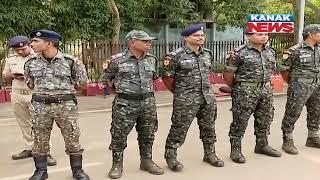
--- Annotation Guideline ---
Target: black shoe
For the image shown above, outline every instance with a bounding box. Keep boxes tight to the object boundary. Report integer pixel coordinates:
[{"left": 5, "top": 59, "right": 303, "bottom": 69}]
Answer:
[
  {"left": 140, "top": 159, "right": 164, "bottom": 175},
  {"left": 47, "top": 154, "right": 57, "bottom": 166},
  {"left": 12, "top": 150, "right": 32, "bottom": 160},
  {"left": 203, "top": 153, "right": 224, "bottom": 167},
  {"left": 306, "top": 137, "right": 320, "bottom": 148},
  {"left": 166, "top": 158, "right": 183, "bottom": 172},
  {"left": 282, "top": 139, "right": 298, "bottom": 155},
  {"left": 255, "top": 145, "right": 282, "bottom": 157}
]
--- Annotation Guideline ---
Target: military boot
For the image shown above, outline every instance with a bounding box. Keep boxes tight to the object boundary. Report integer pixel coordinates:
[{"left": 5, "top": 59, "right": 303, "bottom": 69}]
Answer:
[
  {"left": 139, "top": 144, "right": 164, "bottom": 175},
  {"left": 108, "top": 151, "right": 123, "bottom": 179},
  {"left": 69, "top": 155, "right": 90, "bottom": 180},
  {"left": 203, "top": 143, "right": 224, "bottom": 167},
  {"left": 254, "top": 137, "right": 281, "bottom": 157},
  {"left": 164, "top": 148, "right": 183, "bottom": 172},
  {"left": 29, "top": 156, "right": 48, "bottom": 180},
  {"left": 230, "top": 138, "right": 246, "bottom": 163},
  {"left": 282, "top": 137, "right": 298, "bottom": 155},
  {"left": 306, "top": 137, "right": 320, "bottom": 148}
]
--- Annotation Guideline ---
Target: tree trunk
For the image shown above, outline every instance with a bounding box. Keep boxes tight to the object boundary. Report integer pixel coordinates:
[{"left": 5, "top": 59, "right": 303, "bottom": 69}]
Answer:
[{"left": 106, "top": 0, "right": 121, "bottom": 54}]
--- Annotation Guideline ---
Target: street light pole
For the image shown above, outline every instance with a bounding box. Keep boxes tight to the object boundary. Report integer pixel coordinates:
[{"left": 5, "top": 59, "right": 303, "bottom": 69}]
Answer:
[{"left": 297, "top": 0, "right": 305, "bottom": 43}]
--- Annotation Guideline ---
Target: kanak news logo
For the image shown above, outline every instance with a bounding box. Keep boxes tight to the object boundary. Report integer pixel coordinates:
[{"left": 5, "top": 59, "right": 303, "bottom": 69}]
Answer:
[{"left": 247, "top": 14, "right": 294, "bottom": 33}]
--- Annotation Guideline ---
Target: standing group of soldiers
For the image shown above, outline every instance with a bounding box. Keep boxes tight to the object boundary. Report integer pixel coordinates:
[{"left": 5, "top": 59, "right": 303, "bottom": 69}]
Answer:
[{"left": 2, "top": 23, "right": 320, "bottom": 179}]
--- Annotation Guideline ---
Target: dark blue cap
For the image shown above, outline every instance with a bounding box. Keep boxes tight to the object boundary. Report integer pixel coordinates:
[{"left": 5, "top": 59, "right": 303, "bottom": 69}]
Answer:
[
  {"left": 8, "top": 36, "right": 30, "bottom": 48},
  {"left": 181, "top": 23, "right": 205, "bottom": 36},
  {"left": 30, "top": 29, "right": 62, "bottom": 41}
]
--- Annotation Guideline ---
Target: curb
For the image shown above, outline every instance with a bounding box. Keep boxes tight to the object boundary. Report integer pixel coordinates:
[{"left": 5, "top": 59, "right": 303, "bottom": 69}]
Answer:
[{"left": 80, "top": 92, "right": 287, "bottom": 115}]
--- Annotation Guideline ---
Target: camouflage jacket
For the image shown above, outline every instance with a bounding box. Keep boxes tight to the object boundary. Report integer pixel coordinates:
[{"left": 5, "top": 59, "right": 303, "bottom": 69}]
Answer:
[
  {"left": 280, "top": 42, "right": 320, "bottom": 79},
  {"left": 24, "top": 51, "right": 88, "bottom": 95},
  {"left": 102, "top": 50, "right": 158, "bottom": 94},
  {"left": 224, "top": 43, "right": 277, "bottom": 82},
  {"left": 161, "top": 46, "right": 215, "bottom": 104}
]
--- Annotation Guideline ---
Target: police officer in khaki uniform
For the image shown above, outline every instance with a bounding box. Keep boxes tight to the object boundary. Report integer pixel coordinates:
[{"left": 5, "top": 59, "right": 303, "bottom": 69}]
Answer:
[{"left": 2, "top": 36, "right": 57, "bottom": 166}]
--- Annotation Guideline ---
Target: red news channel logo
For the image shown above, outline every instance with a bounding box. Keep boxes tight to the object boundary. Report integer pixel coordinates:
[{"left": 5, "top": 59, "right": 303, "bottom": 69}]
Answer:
[{"left": 247, "top": 14, "right": 294, "bottom": 33}]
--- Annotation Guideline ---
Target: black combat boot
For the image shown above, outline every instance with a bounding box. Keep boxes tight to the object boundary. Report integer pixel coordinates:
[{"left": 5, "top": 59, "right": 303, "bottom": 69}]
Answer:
[
  {"left": 203, "top": 143, "right": 224, "bottom": 167},
  {"left": 254, "top": 137, "right": 281, "bottom": 157},
  {"left": 164, "top": 148, "right": 183, "bottom": 172},
  {"left": 29, "top": 156, "right": 48, "bottom": 180},
  {"left": 230, "top": 138, "right": 246, "bottom": 163},
  {"left": 108, "top": 151, "right": 123, "bottom": 179},
  {"left": 69, "top": 155, "right": 90, "bottom": 180},
  {"left": 306, "top": 137, "right": 320, "bottom": 148},
  {"left": 139, "top": 144, "right": 164, "bottom": 175},
  {"left": 282, "top": 136, "right": 298, "bottom": 155}
]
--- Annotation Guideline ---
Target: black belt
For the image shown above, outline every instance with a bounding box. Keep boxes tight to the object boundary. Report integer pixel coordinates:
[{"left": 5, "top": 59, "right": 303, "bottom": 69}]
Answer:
[
  {"left": 117, "top": 92, "right": 154, "bottom": 101},
  {"left": 32, "top": 94, "right": 77, "bottom": 104},
  {"left": 237, "top": 81, "right": 271, "bottom": 88}
]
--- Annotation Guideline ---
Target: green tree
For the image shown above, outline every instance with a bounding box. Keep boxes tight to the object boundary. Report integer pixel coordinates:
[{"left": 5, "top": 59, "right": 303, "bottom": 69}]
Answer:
[{"left": 0, "top": 0, "right": 53, "bottom": 40}]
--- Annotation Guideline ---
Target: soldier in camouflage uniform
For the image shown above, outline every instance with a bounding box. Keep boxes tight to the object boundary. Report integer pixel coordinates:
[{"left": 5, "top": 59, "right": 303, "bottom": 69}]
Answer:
[
  {"left": 161, "top": 24, "right": 224, "bottom": 172},
  {"left": 223, "top": 30, "right": 281, "bottom": 164},
  {"left": 280, "top": 24, "right": 320, "bottom": 155},
  {"left": 24, "top": 29, "right": 90, "bottom": 180},
  {"left": 103, "top": 30, "right": 164, "bottom": 179}
]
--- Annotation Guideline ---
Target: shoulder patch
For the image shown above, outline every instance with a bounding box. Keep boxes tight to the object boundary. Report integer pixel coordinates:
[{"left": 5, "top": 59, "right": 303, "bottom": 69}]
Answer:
[
  {"left": 7, "top": 53, "right": 17, "bottom": 58},
  {"left": 103, "top": 58, "right": 111, "bottom": 70},
  {"left": 289, "top": 44, "right": 300, "bottom": 51},
  {"left": 233, "top": 44, "right": 247, "bottom": 52},
  {"left": 110, "top": 52, "right": 124, "bottom": 61},
  {"left": 63, "top": 53, "right": 75, "bottom": 60},
  {"left": 163, "top": 55, "right": 173, "bottom": 67}
]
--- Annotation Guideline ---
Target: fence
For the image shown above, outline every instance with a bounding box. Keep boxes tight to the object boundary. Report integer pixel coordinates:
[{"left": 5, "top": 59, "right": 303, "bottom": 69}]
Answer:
[{"left": 0, "top": 34, "right": 294, "bottom": 81}]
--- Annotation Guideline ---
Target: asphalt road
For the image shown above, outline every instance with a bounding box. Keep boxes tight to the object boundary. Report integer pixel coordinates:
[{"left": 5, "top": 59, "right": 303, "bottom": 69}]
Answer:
[{"left": 0, "top": 95, "right": 319, "bottom": 180}]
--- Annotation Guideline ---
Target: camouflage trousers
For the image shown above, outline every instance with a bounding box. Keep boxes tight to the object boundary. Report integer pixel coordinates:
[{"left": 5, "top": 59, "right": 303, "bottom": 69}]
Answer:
[
  {"left": 281, "top": 80, "right": 320, "bottom": 138},
  {"left": 109, "top": 96, "right": 158, "bottom": 158},
  {"left": 165, "top": 96, "right": 217, "bottom": 151},
  {"left": 229, "top": 84, "right": 274, "bottom": 139},
  {"left": 30, "top": 100, "right": 83, "bottom": 157}
]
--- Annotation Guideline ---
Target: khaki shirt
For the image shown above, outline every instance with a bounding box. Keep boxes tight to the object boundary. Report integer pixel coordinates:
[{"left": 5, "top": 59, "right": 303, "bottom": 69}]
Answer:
[{"left": 2, "top": 51, "right": 35, "bottom": 90}]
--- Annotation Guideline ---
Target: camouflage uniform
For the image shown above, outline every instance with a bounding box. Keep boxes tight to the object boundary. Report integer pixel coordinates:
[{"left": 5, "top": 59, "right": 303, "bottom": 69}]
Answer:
[
  {"left": 162, "top": 45, "right": 223, "bottom": 168},
  {"left": 225, "top": 43, "right": 281, "bottom": 163},
  {"left": 104, "top": 31, "right": 164, "bottom": 177},
  {"left": 26, "top": 29, "right": 90, "bottom": 180},
  {"left": 105, "top": 50, "right": 159, "bottom": 154},
  {"left": 24, "top": 51, "right": 87, "bottom": 156},
  {"left": 280, "top": 42, "right": 320, "bottom": 152}
]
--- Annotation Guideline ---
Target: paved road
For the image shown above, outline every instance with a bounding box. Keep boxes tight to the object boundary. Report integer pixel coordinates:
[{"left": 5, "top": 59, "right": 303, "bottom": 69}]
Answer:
[{"left": 0, "top": 95, "right": 319, "bottom": 180}]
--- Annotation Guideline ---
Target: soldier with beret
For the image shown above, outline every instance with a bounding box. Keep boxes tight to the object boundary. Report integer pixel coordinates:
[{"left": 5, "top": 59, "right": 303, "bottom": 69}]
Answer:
[
  {"left": 24, "top": 29, "right": 90, "bottom": 180},
  {"left": 223, "top": 29, "right": 281, "bottom": 164},
  {"left": 161, "top": 23, "right": 224, "bottom": 172},
  {"left": 103, "top": 30, "right": 164, "bottom": 179},
  {"left": 2, "top": 36, "right": 57, "bottom": 166},
  {"left": 280, "top": 24, "right": 320, "bottom": 155}
]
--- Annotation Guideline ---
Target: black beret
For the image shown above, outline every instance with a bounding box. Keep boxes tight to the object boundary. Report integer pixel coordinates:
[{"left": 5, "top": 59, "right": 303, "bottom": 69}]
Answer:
[
  {"left": 8, "top": 36, "right": 30, "bottom": 48},
  {"left": 181, "top": 23, "right": 205, "bottom": 37},
  {"left": 30, "top": 29, "right": 62, "bottom": 41}
]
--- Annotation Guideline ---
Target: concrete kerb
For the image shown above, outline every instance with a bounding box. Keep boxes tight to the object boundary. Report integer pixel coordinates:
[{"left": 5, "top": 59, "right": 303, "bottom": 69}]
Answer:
[{"left": 78, "top": 92, "right": 287, "bottom": 115}]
